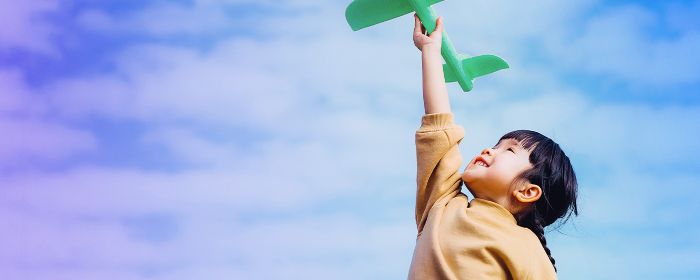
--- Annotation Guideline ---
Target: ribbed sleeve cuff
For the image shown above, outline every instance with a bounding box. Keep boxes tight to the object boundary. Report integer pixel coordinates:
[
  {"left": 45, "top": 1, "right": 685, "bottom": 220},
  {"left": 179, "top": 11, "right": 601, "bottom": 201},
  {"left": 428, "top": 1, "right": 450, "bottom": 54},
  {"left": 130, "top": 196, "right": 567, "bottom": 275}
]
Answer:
[{"left": 418, "top": 113, "right": 455, "bottom": 132}]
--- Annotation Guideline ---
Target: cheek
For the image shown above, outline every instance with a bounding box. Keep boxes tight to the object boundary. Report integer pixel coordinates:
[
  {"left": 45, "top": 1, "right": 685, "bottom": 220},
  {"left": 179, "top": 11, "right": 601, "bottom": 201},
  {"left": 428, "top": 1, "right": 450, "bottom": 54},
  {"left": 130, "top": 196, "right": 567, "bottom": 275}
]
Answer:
[
  {"left": 488, "top": 164, "right": 521, "bottom": 186},
  {"left": 460, "top": 168, "right": 472, "bottom": 181}
]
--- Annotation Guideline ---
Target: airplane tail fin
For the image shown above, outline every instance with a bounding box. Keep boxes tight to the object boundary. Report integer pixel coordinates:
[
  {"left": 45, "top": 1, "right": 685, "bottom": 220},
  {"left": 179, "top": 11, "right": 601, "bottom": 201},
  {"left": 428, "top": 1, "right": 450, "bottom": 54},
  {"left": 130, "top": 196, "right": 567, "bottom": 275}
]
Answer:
[
  {"left": 345, "top": 0, "right": 445, "bottom": 31},
  {"left": 443, "top": 54, "right": 509, "bottom": 85}
]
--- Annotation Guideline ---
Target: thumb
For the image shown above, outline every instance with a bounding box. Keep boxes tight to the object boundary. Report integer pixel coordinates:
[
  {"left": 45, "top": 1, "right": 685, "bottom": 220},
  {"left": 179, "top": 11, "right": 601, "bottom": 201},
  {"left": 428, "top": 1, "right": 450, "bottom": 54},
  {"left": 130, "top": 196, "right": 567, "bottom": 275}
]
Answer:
[{"left": 430, "top": 17, "right": 443, "bottom": 39}]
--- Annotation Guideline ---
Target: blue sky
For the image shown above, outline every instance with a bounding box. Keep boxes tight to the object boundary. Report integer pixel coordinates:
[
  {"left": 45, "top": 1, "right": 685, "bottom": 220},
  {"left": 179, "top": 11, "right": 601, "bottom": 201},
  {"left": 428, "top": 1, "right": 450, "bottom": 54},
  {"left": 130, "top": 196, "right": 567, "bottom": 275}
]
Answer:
[{"left": 0, "top": 0, "right": 699, "bottom": 279}]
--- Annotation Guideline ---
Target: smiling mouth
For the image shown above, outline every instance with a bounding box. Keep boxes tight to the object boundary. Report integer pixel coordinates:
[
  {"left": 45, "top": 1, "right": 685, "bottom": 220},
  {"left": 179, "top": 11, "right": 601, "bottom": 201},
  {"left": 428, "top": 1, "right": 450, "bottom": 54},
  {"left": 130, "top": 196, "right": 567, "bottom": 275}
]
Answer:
[{"left": 474, "top": 158, "right": 489, "bottom": 167}]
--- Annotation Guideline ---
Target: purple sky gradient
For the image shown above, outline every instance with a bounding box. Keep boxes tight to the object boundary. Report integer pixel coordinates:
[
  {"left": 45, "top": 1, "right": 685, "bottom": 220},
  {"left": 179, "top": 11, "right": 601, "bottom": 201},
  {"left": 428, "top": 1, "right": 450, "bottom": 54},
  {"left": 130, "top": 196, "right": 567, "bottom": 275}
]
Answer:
[{"left": 1, "top": 0, "right": 699, "bottom": 279}]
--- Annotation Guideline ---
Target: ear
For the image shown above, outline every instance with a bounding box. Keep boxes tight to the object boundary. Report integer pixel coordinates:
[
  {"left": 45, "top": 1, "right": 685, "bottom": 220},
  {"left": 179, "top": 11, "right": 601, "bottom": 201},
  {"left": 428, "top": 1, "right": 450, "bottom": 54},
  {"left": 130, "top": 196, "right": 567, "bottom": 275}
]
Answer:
[{"left": 512, "top": 183, "right": 542, "bottom": 203}]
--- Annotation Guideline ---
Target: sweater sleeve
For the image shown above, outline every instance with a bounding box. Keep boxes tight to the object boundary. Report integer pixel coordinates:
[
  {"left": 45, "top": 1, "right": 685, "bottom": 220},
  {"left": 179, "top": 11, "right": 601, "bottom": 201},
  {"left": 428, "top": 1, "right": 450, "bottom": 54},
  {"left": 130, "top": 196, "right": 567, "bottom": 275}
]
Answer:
[{"left": 414, "top": 113, "right": 465, "bottom": 234}]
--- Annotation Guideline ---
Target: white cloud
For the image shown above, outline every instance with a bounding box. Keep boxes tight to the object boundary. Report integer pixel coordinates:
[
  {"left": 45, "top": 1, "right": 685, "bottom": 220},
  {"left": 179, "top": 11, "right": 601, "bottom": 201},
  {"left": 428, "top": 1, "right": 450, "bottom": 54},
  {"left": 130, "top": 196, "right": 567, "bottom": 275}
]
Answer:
[
  {"left": 553, "top": 231, "right": 700, "bottom": 279},
  {"left": 141, "top": 127, "right": 239, "bottom": 167},
  {"left": 77, "top": 4, "right": 233, "bottom": 37},
  {"left": 0, "top": 69, "right": 49, "bottom": 117},
  {"left": 44, "top": 75, "right": 135, "bottom": 120},
  {"left": 0, "top": 0, "right": 60, "bottom": 55},
  {"left": 0, "top": 117, "right": 97, "bottom": 169},
  {"left": 2, "top": 0, "right": 700, "bottom": 279},
  {"left": 438, "top": 0, "right": 597, "bottom": 54},
  {"left": 39, "top": 31, "right": 425, "bottom": 132},
  {"left": 581, "top": 169, "right": 700, "bottom": 227},
  {"left": 546, "top": 4, "right": 700, "bottom": 86},
  {"left": 407, "top": 0, "right": 700, "bottom": 87},
  {"left": 0, "top": 70, "right": 98, "bottom": 169},
  {"left": 75, "top": 0, "right": 327, "bottom": 38},
  {"left": 0, "top": 165, "right": 416, "bottom": 279}
]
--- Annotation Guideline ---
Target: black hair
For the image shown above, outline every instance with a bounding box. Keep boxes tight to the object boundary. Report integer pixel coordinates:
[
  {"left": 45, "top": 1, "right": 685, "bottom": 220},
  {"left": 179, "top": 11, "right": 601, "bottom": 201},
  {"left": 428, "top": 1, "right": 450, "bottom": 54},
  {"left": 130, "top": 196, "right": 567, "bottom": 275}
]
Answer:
[{"left": 498, "top": 130, "right": 579, "bottom": 273}]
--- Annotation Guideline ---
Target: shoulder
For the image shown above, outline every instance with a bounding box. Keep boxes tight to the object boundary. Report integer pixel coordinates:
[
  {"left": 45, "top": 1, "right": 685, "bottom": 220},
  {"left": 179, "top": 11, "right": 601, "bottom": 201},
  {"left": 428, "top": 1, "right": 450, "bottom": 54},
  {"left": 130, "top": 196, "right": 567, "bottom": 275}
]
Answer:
[
  {"left": 479, "top": 227, "right": 555, "bottom": 279},
  {"left": 513, "top": 227, "right": 557, "bottom": 279},
  {"left": 517, "top": 226, "right": 542, "bottom": 245},
  {"left": 489, "top": 225, "right": 539, "bottom": 250},
  {"left": 505, "top": 226, "right": 547, "bottom": 256}
]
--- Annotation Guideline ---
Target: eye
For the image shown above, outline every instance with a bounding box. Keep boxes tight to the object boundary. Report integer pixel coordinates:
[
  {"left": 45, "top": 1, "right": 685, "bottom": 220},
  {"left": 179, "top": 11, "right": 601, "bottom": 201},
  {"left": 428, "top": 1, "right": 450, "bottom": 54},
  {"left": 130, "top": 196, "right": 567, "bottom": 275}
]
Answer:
[{"left": 507, "top": 148, "right": 515, "bottom": 153}]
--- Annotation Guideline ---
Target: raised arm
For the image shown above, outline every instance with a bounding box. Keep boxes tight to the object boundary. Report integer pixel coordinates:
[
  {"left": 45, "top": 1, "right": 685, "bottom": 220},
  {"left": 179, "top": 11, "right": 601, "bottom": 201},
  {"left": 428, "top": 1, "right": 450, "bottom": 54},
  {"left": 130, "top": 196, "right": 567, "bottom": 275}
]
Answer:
[
  {"left": 413, "top": 14, "right": 450, "bottom": 114},
  {"left": 413, "top": 15, "right": 463, "bottom": 233},
  {"left": 414, "top": 114, "right": 464, "bottom": 233}
]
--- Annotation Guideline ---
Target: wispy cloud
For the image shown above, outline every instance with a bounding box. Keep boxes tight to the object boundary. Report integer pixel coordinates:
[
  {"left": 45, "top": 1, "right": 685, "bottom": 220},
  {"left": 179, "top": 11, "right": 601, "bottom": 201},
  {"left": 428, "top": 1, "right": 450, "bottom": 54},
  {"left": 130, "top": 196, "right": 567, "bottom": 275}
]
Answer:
[
  {"left": 0, "top": 0, "right": 60, "bottom": 55},
  {"left": 547, "top": 4, "right": 700, "bottom": 86},
  {"left": 1, "top": 0, "right": 699, "bottom": 279}
]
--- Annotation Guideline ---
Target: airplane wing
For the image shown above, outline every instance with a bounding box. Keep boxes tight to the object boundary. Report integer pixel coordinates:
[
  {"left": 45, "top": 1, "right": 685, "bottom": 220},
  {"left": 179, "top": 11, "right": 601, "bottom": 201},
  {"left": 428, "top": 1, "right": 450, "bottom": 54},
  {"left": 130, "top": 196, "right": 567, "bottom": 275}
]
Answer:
[
  {"left": 345, "top": 0, "right": 445, "bottom": 31},
  {"left": 443, "top": 54, "right": 509, "bottom": 83},
  {"left": 461, "top": 54, "right": 509, "bottom": 78}
]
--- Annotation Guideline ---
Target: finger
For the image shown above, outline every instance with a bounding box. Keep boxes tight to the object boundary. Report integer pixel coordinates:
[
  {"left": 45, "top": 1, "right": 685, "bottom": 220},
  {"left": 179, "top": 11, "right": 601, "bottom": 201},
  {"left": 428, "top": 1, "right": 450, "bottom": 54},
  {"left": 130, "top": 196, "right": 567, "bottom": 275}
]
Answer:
[
  {"left": 430, "top": 17, "right": 443, "bottom": 38},
  {"left": 413, "top": 13, "right": 422, "bottom": 34},
  {"left": 414, "top": 13, "right": 428, "bottom": 35},
  {"left": 435, "top": 17, "right": 443, "bottom": 32}
]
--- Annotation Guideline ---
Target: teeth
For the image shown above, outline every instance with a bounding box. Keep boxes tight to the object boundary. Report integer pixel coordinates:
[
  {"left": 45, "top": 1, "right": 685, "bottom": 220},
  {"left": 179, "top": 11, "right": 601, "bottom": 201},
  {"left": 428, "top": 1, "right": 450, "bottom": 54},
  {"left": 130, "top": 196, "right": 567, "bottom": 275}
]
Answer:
[{"left": 476, "top": 161, "right": 486, "bottom": 167}]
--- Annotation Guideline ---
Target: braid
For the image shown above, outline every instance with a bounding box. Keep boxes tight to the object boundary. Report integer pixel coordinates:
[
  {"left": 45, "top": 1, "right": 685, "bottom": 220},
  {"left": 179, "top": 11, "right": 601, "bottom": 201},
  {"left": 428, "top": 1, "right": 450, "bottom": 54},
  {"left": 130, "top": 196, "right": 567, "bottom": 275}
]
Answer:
[
  {"left": 499, "top": 130, "right": 579, "bottom": 274},
  {"left": 519, "top": 211, "right": 557, "bottom": 272}
]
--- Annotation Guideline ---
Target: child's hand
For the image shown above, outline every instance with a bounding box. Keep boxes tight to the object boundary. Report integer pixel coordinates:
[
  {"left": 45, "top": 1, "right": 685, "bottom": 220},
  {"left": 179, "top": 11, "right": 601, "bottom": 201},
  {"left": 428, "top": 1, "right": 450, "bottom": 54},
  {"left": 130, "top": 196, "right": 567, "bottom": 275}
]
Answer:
[{"left": 413, "top": 14, "right": 443, "bottom": 54}]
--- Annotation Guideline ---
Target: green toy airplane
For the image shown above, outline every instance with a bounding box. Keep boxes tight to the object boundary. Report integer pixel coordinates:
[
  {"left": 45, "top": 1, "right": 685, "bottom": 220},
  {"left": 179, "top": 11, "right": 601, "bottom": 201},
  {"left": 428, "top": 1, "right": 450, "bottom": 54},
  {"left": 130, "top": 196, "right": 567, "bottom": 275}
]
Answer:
[{"left": 345, "top": 0, "right": 509, "bottom": 92}]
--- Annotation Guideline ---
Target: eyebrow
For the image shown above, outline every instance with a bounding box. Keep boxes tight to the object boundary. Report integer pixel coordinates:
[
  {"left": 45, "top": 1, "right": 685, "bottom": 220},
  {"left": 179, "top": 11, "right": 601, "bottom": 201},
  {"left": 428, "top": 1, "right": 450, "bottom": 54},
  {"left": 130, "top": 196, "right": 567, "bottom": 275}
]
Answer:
[{"left": 496, "top": 139, "right": 523, "bottom": 150}]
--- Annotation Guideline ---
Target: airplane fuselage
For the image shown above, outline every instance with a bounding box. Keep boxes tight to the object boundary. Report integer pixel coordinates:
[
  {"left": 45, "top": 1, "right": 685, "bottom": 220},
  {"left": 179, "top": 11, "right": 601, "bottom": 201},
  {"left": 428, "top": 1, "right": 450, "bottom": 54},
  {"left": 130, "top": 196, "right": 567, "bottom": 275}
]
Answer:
[{"left": 407, "top": 0, "right": 473, "bottom": 91}]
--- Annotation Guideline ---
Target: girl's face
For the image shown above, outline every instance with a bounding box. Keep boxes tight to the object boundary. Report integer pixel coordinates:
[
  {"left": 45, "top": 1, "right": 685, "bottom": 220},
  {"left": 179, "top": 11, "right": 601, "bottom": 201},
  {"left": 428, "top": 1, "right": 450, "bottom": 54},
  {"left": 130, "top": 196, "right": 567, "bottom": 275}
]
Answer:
[{"left": 461, "top": 138, "right": 533, "bottom": 200}]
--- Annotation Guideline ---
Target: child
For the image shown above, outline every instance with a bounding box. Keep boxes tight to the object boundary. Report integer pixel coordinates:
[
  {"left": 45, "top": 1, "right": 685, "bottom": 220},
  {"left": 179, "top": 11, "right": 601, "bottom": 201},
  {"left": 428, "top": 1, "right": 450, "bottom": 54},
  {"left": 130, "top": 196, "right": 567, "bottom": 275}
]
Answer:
[{"left": 408, "top": 14, "right": 579, "bottom": 279}]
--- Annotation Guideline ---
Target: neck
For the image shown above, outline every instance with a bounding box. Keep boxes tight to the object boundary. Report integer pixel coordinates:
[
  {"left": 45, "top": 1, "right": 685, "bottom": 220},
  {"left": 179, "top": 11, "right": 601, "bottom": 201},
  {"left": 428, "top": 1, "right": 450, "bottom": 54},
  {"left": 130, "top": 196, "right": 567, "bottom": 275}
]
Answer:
[{"left": 474, "top": 194, "right": 529, "bottom": 218}]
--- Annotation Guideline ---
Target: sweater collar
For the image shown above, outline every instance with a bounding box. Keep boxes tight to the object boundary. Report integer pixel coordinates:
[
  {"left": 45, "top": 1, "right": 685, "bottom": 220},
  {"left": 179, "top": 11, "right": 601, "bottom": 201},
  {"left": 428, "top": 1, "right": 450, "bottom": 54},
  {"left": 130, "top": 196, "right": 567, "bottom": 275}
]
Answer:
[{"left": 469, "top": 198, "right": 518, "bottom": 225}]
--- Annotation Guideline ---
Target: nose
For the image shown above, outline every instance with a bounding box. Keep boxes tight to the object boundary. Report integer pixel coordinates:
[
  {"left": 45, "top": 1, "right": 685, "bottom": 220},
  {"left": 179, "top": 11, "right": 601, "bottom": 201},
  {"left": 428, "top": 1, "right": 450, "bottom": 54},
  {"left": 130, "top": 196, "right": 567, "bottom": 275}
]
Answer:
[{"left": 481, "top": 148, "right": 493, "bottom": 155}]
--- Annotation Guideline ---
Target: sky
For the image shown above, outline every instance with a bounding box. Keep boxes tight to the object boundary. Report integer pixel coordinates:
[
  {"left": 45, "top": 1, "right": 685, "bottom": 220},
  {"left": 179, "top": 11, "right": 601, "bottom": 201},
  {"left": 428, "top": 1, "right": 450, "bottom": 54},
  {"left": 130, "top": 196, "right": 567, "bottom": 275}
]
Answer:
[{"left": 0, "top": 0, "right": 699, "bottom": 279}]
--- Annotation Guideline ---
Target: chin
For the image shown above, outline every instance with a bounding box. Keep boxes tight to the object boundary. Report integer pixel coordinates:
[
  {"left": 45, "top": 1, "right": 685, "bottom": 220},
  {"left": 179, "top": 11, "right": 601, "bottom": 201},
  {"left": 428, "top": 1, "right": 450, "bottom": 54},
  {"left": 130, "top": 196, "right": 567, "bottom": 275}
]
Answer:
[
  {"left": 460, "top": 170, "right": 471, "bottom": 182},
  {"left": 461, "top": 171, "right": 477, "bottom": 187}
]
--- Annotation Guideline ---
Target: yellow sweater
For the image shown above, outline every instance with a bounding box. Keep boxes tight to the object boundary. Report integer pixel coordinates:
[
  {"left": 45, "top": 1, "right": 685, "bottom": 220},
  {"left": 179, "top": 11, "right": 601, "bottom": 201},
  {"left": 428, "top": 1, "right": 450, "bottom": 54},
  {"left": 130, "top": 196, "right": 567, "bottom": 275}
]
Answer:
[{"left": 408, "top": 113, "right": 557, "bottom": 280}]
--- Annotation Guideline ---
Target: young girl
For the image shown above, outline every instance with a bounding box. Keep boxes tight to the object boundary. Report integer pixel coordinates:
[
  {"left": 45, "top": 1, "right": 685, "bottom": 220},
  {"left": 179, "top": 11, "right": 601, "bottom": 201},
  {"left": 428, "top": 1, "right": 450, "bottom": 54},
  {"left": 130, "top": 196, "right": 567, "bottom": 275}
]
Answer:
[{"left": 408, "top": 14, "right": 579, "bottom": 279}]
